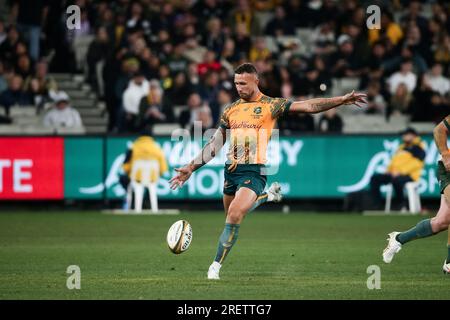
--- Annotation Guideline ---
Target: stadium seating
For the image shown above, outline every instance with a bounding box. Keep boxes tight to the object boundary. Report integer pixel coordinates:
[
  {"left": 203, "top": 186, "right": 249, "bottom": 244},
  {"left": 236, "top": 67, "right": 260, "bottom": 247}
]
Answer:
[
  {"left": 152, "top": 123, "right": 182, "bottom": 136},
  {"left": 342, "top": 114, "right": 410, "bottom": 134}
]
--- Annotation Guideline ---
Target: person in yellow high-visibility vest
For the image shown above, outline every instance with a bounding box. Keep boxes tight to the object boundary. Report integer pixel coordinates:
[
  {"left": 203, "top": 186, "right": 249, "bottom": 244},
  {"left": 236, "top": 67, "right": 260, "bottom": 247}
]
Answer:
[
  {"left": 369, "top": 127, "right": 425, "bottom": 210},
  {"left": 119, "top": 133, "right": 168, "bottom": 209}
]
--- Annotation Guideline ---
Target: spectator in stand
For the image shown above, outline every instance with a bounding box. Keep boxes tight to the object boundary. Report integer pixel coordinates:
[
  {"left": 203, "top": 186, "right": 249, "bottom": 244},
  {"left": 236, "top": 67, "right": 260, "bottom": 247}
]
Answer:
[
  {"left": 264, "top": 6, "right": 295, "bottom": 36},
  {"left": 359, "top": 41, "right": 389, "bottom": 89},
  {"left": 166, "top": 43, "right": 189, "bottom": 75},
  {"left": 198, "top": 70, "right": 221, "bottom": 124},
  {"left": 249, "top": 37, "right": 271, "bottom": 62},
  {"left": 368, "top": 11, "right": 403, "bottom": 47},
  {"left": 23, "top": 60, "right": 57, "bottom": 111},
  {"left": 216, "top": 88, "right": 232, "bottom": 126},
  {"left": 344, "top": 23, "right": 371, "bottom": 67},
  {"left": 168, "top": 72, "right": 193, "bottom": 106},
  {"left": 193, "top": 0, "right": 229, "bottom": 27},
  {"left": 203, "top": 17, "right": 226, "bottom": 58},
  {"left": 387, "top": 59, "right": 417, "bottom": 95},
  {"left": 0, "top": 74, "right": 31, "bottom": 115},
  {"left": 227, "top": 0, "right": 261, "bottom": 36},
  {"left": 251, "top": 0, "right": 283, "bottom": 12},
  {"left": 125, "top": 1, "right": 151, "bottom": 37},
  {"left": 423, "top": 63, "right": 450, "bottom": 97},
  {"left": 179, "top": 93, "right": 213, "bottom": 133},
  {"left": 389, "top": 83, "right": 412, "bottom": 116},
  {"left": 329, "top": 34, "right": 363, "bottom": 78},
  {"left": 87, "top": 26, "right": 113, "bottom": 94},
  {"left": 434, "top": 34, "right": 450, "bottom": 71},
  {"left": 283, "top": 0, "right": 314, "bottom": 28},
  {"left": 136, "top": 79, "right": 174, "bottom": 135},
  {"left": 43, "top": 91, "right": 83, "bottom": 128},
  {"left": 311, "top": 21, "right": 336, "bottom": 57},
  {"left": 197, "top": 50, "right": 222, "bottom": 76},
  {"left": 365, "top": 81, "right": 387, "bottom": 115},
  {"left": 308, "top": 0, "right": 337, "bottom": 27},
  {"left": 369, "top": 128, "right": 425, "bottom": 211},
  {"left": 158, "top": 64, "right": 173, "bottom": 91},
  {"left": 13, "top": 40, "right": 28, "bottom": 61},
  {"left": 14, "top": 53, "right": 32, "bottom": 79},
  {"left": 318, "top": 108, "right": 343, "bottom": 133},
  {"left": 221, "top": 38, "right": 240, "bottom": 65},
  {"left": 121, "top": 71, "right": 149, "bottom": 132},
  {"left": 187, "top": 62, "right": 200, "bottom": 89},
  {"left": 0, "top": 25, "right": 21, "bottom": 67},
  {"left": 151, "top": 2, "right": 177, "bottom": 36},
  {"left": 233, "top": 22, "right": 252, "bottom": 60},
  {"left": 400, "top": 0, "right": 429, "bottom": 38},
  {"left": 9, "top": 0, "right": 48, "bottom": 62},
  {"left": 405, "top": 22, "right": 430, "bottom": 62},
  {"left": 297, "top": 56, "right": 330, "bottom": 96},
  {"left": 409, "top": 74, "right": 448, "bottom": 123}
]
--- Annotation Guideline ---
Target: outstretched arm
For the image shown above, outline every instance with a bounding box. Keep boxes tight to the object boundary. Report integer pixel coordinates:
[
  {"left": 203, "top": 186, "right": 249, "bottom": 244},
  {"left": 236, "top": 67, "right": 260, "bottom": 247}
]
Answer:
[
  {"left": 289, "top": 90, "right": 367, "bottom": 114},
  {"left": 169, "top": 127, "right": 227, "bottom": 190},
  {"left": 434, "top": 115, "right": 450, "bottom": 170}
]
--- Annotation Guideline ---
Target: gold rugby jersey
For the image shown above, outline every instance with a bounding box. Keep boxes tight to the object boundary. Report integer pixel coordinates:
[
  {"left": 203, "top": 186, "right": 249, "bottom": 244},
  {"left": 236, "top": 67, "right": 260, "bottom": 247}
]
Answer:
[{"left": 219, "top": 93, "right": 292, "bottom": 166}]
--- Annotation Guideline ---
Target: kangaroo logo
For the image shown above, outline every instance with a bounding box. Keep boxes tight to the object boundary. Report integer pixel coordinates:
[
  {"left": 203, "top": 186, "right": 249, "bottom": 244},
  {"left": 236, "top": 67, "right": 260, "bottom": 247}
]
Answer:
[
  {"left": 79, "top": 141, "right": 134, "bottom": 197},
  {"left": 337, "top": 139, "right": 399, "bottom": 193}
]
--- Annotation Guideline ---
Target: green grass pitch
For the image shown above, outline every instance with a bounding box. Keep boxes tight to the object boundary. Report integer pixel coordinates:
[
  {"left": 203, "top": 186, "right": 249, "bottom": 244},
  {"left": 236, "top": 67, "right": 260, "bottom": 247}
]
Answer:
[{"left": 0, "top": 211, "right": 449, "bottom": 300}]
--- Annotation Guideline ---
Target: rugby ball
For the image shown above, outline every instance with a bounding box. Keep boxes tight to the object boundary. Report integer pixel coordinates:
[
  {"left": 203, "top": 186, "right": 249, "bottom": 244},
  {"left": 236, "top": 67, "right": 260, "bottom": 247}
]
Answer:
[{"left": 167, "top": 220, "right": 193, "bottom": 254}]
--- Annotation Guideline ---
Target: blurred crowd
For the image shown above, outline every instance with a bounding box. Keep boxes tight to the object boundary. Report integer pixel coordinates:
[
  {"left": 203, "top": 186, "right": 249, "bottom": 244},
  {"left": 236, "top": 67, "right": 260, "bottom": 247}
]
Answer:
[{"left": 0, "top": 0, "right": 449, "bottom": 133}]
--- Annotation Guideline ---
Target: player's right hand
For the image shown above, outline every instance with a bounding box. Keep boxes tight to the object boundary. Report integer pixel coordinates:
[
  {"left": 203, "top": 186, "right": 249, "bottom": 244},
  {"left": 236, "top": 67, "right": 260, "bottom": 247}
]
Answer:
[{"left": 169, "top": 166, "right": 193, "bottom": 190}]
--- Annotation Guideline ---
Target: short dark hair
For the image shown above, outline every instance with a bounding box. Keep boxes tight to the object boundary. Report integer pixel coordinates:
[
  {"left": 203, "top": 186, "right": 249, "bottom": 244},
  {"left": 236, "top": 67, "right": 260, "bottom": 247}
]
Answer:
[
  {"left": 401, "top": 127, "right": 418, "bottom": 136},
  {"left": 234, "top": 63, "right": 258, "bottom": 76}
]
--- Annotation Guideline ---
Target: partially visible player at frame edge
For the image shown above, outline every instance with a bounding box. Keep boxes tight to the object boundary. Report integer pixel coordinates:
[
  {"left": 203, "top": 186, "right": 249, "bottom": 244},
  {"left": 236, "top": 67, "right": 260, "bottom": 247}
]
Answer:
[
  {"left": 170, "top": 63, "right": 367, "bottom": 280},
  {"left": 383, "top": 115, "right": 450, "bottom": 273}
]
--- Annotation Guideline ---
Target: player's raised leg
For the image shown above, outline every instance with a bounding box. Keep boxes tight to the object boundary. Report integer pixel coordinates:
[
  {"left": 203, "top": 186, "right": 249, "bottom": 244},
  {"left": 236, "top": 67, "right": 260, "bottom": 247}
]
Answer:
[
  {"left": 208, "top": 187, "right": 257, "bottom": 279},
  {"left": 248, "top": 182, "right": 282, "bottom": 212},
  {"left": 383, "top": 195, "right": 450, "bottom": 263}
]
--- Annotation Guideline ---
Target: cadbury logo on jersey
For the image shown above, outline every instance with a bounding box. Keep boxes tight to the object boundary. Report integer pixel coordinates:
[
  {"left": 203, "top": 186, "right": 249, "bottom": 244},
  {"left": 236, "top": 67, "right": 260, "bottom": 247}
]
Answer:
[{"left": 229, "top": 120, "right": 263, "bottom": 129}]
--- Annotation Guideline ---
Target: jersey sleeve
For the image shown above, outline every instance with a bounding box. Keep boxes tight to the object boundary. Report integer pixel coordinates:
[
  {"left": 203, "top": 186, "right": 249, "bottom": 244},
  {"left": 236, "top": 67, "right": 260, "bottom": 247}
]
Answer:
[
  {"left": 219, "top": 107, "right": 230, "bottom": 129},
  {"left": 271, "top": 98, "right": 293, "bottom": 119},
  {"left": 444, "top": 115, "right": 450, "bottom": 131}
]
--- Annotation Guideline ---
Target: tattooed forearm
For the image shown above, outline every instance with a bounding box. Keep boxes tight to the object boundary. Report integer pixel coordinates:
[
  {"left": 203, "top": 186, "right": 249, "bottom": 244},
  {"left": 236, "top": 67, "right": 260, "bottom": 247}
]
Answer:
[
  {"left": 189, "top": 128, "right": 226, "bottom": 172},
  {"left": 308, "top": 97, "right": 344, "bottom": 113},
  {"left": 434, "top": 120, "right": 449, "bottom": 156}
]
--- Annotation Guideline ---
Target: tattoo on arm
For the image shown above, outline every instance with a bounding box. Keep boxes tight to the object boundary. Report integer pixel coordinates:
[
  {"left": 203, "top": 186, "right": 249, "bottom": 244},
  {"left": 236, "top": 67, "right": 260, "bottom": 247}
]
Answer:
[
  {"left": 189, "top": 129, "right": 226, "bottom": 172},
  {"left": 434, "top": 117, "right": 450, "bottom": 156},
  {"left": 308, "top": 97, "right": 343, "bottom": 113}
]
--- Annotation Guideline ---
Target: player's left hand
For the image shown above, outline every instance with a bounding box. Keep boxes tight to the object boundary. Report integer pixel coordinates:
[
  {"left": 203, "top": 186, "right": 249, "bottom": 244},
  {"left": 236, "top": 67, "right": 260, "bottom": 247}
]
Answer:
[
  {"left": 169, "top": 166, "right": 193, "bottom": 190},
  {"left": 342, "top": 90, "right": 367, "bottom": 108}
]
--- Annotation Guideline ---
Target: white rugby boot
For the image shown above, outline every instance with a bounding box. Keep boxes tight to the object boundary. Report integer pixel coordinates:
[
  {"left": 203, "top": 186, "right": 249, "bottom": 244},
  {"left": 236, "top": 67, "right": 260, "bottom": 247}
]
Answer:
[
  {"left": 267, "top": 182, "right": 282, "bottom": 202},
  {"left": 207, "top": 261, "right": 221, "bottom": 280},
  {"left": 382, "top": 232, "right": 402, "bottom": 263},
  {"left": 443, "top": 260, "right": 450, "bottom": 274}
]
